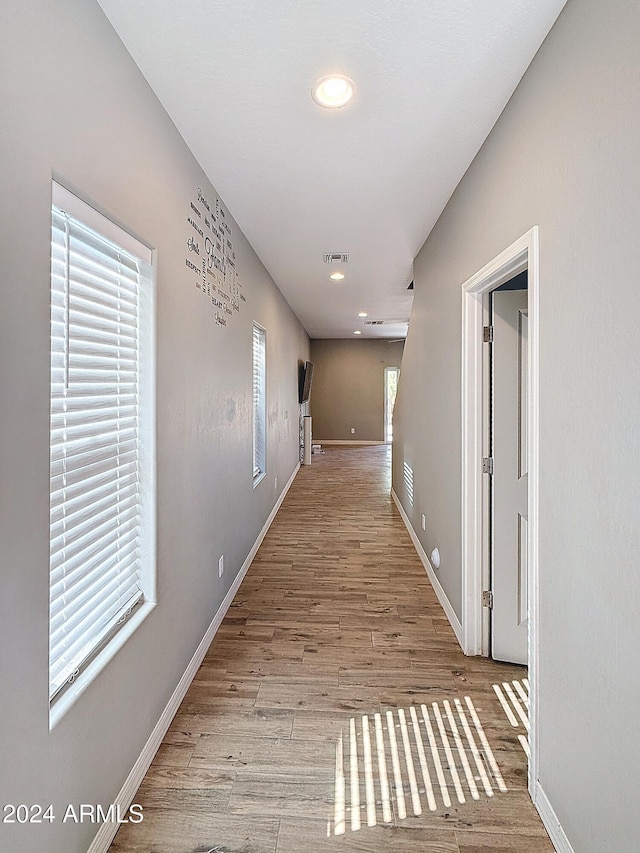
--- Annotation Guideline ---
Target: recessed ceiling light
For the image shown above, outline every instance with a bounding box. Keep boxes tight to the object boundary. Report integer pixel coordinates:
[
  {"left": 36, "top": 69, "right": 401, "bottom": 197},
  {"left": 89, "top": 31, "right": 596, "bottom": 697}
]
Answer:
[
  {"left": 312, "top": 75, "right": 355, "bottom": 109},
  {"left": 357, "top": 311, "right": 368, "bottom": 318},
  {"left": 329, "top": 271, "right": 345, "bottom": 281},
  {"left": 353, "top": 330, "right": 362, "bottom": 335}
]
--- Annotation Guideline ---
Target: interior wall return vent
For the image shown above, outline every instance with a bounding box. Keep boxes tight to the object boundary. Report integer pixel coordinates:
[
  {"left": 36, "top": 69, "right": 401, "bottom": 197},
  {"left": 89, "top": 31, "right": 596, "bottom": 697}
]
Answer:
[{"left": 323, "top": 252, "right": 350, "bottom": 264}]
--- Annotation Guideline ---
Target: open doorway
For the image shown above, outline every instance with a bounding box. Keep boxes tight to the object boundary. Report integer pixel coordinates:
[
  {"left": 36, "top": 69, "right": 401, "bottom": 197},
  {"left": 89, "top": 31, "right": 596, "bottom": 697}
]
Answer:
[
  {"left": 384, "top": 366, "right": 400, "bottom": 443},
  {"left": 460, "top": 227, "right": 539, "bottom": 800}
]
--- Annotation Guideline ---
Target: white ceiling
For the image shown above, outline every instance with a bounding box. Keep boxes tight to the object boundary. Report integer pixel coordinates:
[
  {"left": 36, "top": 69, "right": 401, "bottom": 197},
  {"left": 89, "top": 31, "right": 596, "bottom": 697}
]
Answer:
[{"left": 97, "top": 0, "right": 566, "bottom": 340}]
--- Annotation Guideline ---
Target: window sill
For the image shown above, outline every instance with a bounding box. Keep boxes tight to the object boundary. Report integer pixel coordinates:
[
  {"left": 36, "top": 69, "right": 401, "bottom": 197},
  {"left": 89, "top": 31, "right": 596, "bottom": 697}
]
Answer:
[{"left": 49, "top": 600, "right": 156, "bottom": 730}]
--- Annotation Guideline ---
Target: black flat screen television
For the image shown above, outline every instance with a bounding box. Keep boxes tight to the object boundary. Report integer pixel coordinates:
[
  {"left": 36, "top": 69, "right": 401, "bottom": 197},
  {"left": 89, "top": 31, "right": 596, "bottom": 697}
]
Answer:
[{"left": 299, "top": 360, "right": 314, "bottom": 404}]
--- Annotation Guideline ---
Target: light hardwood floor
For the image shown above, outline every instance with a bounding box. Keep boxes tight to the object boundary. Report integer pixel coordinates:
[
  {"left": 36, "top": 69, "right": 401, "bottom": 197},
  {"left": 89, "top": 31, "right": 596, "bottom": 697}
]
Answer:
[{"left": 110, "top": 444, "right": 552, "bottom": 853}]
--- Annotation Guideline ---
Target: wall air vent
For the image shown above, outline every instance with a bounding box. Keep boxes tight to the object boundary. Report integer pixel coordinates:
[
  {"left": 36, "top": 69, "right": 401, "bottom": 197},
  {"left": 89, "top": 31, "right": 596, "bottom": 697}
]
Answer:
[{"left": 323, "top": 253, "right": 350, "bottom": 264}]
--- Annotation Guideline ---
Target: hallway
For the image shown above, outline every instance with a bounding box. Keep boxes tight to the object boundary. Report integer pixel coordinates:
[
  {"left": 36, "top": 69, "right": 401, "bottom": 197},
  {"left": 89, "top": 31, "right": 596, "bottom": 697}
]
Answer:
[{"left": 110, "top": 445, "right": 552, "bottom": 852}]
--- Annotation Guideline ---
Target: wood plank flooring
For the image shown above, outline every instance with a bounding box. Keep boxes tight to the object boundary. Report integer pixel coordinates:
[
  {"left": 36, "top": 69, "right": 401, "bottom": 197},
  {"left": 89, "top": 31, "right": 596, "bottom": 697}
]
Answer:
[{"left": 109, "top": 445, "right": 552, "bottom": 853}]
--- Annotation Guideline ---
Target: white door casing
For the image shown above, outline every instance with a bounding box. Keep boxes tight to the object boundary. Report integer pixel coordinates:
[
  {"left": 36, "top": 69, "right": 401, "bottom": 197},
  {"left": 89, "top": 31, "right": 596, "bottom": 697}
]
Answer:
[{"left": 461, "top": 226, "right": 539, "bottom": 799}]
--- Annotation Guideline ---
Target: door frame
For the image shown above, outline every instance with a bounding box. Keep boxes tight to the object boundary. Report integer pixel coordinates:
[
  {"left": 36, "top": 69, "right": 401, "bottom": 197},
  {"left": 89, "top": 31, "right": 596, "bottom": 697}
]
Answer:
[{"left": 460, "top": 226, "right": 539, "bottom": 797}]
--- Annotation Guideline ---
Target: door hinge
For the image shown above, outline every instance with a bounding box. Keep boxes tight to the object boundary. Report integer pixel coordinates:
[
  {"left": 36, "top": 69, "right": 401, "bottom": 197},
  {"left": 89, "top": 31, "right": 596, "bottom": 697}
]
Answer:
[
  {"left": 482, "top": 590, "right": 494, "bottom": 608},
  {"left": 483, "top": 325, "right": 494, "bottom": 343},
  {"left": 482, "top": 456, "right": 494, "bottom": 475}
]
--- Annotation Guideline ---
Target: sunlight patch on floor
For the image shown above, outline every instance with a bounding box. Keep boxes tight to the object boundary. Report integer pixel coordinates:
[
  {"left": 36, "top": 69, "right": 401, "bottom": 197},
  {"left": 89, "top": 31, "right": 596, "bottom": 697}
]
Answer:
[
  {"left": 328, "top": 696, "right": 507, "bottom": 836},
  {"left": 494, "top": 677, "right": 530, "bottom": 757}
]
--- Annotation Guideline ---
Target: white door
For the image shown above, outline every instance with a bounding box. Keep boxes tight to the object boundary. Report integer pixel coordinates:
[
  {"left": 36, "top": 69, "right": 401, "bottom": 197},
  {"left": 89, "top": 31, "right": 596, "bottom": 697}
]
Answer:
[{"left": 491, "top": 289, "right": 528, "bottom": 664}]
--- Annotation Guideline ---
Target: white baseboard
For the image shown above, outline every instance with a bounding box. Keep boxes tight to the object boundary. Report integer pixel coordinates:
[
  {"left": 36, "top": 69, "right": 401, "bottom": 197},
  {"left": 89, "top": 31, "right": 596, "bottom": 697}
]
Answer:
[
  {"left": 391, "top": 488, "right": 464, "bottom": 649},
  {"left": 87, "top": 462, "right": 300, "bottom": 853},
  {"left": 315, "top": 440, "right": 386, "bottom": 445},
  {"left": 534, "top": 782, "right": 575, "bottom": 853}
]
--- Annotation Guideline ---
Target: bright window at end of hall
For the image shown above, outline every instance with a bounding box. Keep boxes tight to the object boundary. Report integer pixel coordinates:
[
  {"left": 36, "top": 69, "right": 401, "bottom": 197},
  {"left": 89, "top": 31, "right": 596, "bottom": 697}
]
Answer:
[
  {"left": 49, "top": 182, "right": 155, "bottom": 713},
  {"left": 252, "top": 322, "right": 266, "bottom": 483}
]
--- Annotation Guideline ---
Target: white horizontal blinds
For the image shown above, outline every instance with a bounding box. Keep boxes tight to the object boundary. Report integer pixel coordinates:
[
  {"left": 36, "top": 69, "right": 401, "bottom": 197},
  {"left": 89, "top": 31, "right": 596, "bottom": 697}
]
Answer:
[
  {"left": 49, "top": 203, "right": 147, "bottom": 700},
  {"left": 252, "top": 323, "right": 266, "bottom": 478}
]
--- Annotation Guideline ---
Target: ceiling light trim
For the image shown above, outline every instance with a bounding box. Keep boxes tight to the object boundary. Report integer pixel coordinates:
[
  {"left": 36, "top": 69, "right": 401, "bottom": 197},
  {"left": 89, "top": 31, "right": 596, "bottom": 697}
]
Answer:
[{"left": 312, "top": 74, "right": 355, "bottom": 109}]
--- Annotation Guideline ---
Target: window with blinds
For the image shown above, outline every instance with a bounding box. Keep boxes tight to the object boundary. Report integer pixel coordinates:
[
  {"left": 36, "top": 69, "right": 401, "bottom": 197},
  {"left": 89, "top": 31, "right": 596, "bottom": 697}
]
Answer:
[
  {"left": 49, "top": 183, "right": 154, "bottom": 703},
  {"left": 252, "top": 323, "right": 266, "bottom": 482}
]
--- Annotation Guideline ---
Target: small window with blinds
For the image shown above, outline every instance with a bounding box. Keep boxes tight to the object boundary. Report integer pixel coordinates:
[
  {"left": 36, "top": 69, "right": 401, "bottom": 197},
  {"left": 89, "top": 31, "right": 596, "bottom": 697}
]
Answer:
[
  {"left": 252, "top": 323, "right": 266, "bottom": 483},
  {"left": 49, "top": 182, "right": 155, "bottom": 708}
]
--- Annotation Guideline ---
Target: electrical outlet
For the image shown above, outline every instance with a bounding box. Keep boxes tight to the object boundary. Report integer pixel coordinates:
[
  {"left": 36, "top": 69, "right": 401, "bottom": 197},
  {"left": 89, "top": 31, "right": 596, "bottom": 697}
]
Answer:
[
  {"left": 421, "top": 514, "right": 426, "bottom": 531},
  {"left": 218, "top": 555, "right": 224, "bottom": 578},
  {"left": 350, "top": 427, "right": 355, "bottom": 434},
  {"left": 274, "top": 476, "right": 278, "bottom": 490}
]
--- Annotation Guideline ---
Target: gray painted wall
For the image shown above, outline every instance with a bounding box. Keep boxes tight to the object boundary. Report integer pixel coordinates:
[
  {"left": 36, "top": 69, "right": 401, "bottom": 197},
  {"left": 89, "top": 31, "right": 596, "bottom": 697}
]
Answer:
[
  {"left": 392, "top": 0, "right": 640, "bottom": 849},
  {"left": 310, "top": 339, "right": 404, "bottom": 442},
  {"left": 0, "top": 2, "right": 308, "bottom": 851}
]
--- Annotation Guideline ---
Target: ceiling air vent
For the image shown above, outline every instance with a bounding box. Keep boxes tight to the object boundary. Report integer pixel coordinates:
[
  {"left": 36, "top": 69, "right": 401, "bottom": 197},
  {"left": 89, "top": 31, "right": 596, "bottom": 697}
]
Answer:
[
  {"left": 364, "top": 320, "right": 385, "bottom": 325},
  {"left": 323, "top": 252, "right": 350, "bottom": 264}
]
